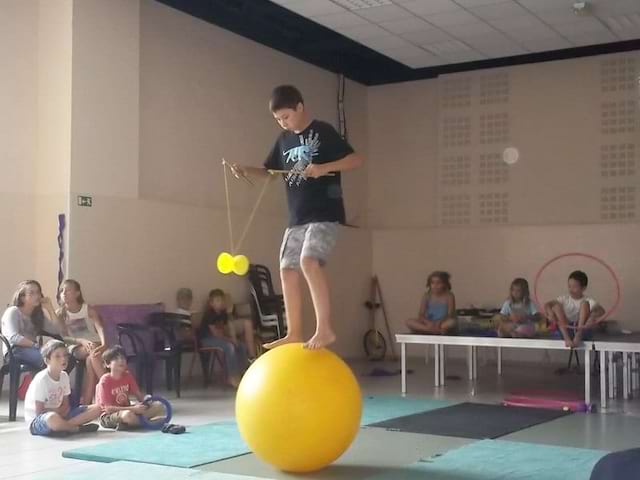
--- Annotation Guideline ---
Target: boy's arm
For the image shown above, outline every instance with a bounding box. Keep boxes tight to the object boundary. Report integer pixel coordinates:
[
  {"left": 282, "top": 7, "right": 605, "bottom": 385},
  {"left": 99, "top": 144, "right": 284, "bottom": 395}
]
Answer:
[
  {"left": 34, "top": 400, "right": 47, "bottom": 416},
  {"left": 54, "top": 396, "right": 70, "bottom": 417},
  {"left": 305, "top": 153, "right": 364, "bottom": 178}
]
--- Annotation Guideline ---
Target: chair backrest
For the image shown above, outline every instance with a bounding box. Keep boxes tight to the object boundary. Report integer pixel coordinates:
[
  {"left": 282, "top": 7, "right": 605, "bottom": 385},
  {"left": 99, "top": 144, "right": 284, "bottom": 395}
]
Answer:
[{"left": 248, "top": 264, "right": 277, "bottom": 301}]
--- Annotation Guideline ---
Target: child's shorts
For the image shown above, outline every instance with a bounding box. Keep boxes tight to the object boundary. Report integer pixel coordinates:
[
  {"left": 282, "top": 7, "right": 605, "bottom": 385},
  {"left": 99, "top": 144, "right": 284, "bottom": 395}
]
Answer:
[
  {"left": 279, "top": 222, "right": 338, "bottom": 270},
  {"left": 30, "top": 405, "right": 88, "bottom": 436}
]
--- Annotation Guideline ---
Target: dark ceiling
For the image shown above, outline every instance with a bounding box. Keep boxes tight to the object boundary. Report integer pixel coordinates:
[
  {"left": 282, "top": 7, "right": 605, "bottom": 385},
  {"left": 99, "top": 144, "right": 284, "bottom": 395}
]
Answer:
[{"left": 155, "top": 0, "right": 640, "bottom": 85}]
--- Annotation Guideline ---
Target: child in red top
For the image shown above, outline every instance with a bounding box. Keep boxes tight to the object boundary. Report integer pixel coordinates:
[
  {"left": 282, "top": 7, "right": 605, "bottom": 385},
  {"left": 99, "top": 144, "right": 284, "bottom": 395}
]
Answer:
[{"left": 96, "top": 345, "right": 164, "bottom": 429}]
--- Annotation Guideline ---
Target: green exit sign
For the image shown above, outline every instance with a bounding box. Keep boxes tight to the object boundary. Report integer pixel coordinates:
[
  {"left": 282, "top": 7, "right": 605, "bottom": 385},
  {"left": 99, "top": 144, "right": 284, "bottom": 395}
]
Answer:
[{"left": 77, "top": 195, "right": 93, "bottom": 207}]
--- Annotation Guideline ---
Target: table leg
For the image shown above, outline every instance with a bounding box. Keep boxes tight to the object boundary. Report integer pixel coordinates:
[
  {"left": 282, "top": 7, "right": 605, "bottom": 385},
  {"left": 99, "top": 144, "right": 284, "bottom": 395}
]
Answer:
[
  {"left": 600, "top": 350, "right": 607, "bottom": 410},
  {"left": 584, "top": 348, "right": 591, "bottom": 407},
  {"left": 632, "top": 353, "right": 638, "bottom": 392},
  {"left": 467, "top": 346, "right": 473, "bottom": 380},
  {"left": 497, "top": 347, "right": 502, "bottom": 376},
  {"left": 401, "top": 342, "right": 407, "bottom": 396}
]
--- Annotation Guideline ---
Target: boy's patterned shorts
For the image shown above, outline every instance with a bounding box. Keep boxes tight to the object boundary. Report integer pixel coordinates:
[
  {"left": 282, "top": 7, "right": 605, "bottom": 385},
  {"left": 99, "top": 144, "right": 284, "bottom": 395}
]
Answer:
[{"left": 279, "top": 222, "right": 338, "bottom": 269}]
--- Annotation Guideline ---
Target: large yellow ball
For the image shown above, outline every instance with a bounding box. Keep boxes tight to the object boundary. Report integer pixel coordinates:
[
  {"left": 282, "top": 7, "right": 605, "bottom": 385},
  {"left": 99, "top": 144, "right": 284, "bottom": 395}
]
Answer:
[{"left": 235, "top": 343, "right": 362, "bottom": 473}]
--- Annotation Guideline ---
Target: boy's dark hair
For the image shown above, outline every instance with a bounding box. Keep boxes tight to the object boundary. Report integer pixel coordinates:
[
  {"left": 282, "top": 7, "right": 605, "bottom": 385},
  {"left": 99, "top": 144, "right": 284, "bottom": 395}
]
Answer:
[
  {"left": 269, "top": 85, "right": 304, "bottom": 112},
  {"left": 41, "top": 339, "right": 66, "bottom": 360},
  {"left": 102, "top": 345, "right": 126, "bottom": 365},
  {"left": 426, "top": 271, "right": 452, "bottom": 292},
  {"left": 569, "top": 270, "right": 588, "bottom": 288},
  {"left": 208, "top": 288, "right": 225, "bottom": 300}
]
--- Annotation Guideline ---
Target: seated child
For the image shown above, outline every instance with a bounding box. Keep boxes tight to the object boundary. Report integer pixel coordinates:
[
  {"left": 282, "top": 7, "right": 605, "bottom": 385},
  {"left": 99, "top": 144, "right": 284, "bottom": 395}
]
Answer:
[
  {"left": 544, "top": 270, "right": 606, "bottom": 348},
  {"left": 25, "top": 339, "right": 101, "bottom": 435},
  {"left": 96, "top": 345, "right": 165, "bottom": 429},
  {"left": 495, "top": 278, "right": 540, "bottom": 338},
  {"left": 198, "top": 289, "right": 249, "bottom": 387},
  {"left": 406, "top": 271, "right": 457, "bottom": 335}
]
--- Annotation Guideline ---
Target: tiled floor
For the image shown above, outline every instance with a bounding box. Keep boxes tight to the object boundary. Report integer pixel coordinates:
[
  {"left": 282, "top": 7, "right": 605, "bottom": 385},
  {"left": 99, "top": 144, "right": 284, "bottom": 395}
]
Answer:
[{"left": 2, "top": 356, "right": 640, "bottom": 479}]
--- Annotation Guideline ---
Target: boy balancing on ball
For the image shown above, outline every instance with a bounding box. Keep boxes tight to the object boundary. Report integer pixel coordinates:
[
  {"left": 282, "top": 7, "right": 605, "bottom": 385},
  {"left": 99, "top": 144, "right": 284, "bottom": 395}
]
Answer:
[{"left": 230, "top": 85, "right": 363, "bottom": 350}]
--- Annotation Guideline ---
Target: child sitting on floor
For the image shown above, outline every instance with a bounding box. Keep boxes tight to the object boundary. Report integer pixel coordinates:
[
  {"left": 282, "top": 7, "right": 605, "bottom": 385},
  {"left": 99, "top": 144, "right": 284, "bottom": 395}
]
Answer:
[
  {"left": 495, "top": 278, "right": 540, "bottom": 338},
  {"left": 544, "top": 270, "right": 606, "bottom": 348},
  {"left": 96, "top": 345, "right": 164, "bottom": 430},
  {"left": 406, "top": 271, "right": 457, "bottom": 335},
  {"left": 25, "top": 340, "right": 101, "bottom": 436}
]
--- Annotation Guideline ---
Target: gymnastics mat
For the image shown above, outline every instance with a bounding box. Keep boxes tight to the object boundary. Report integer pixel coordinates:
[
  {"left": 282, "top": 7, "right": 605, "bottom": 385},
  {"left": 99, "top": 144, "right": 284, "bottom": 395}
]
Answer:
[
  {"left": 365, "top": 439, "right": 607, "bottom": 480},
  {"left": 361, "top": 395, "right": 454, "bottom": 426},
  {"left": 369, "top": 402, "right": 571, "bottom": 439},
  {"left": 62, "top": 422, "right": 249, "bottom": 468}
]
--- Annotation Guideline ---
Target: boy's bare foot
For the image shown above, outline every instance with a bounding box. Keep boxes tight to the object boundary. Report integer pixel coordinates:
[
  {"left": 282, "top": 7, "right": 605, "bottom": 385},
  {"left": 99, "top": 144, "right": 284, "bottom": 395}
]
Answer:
[
  {"left": 263, "top": 334, "right": 302, "bottom": 350},
  {"left": 305, "top": 329, "right": 336, "bottom": 350}
]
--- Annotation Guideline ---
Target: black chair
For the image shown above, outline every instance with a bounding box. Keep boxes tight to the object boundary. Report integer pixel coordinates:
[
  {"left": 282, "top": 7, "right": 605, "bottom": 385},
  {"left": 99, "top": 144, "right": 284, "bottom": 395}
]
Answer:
[
  {"left": 116, "top": 314, "right": 184, "bottom": 398},
  {"left": 0, "top": 330, "right": 77, "bottom": 421},
  {"left": 248, "top": 264, "right": 286, "bottom": 340},
  {"left": 116, "top": 323, "right": 151, "bottom": 392}
]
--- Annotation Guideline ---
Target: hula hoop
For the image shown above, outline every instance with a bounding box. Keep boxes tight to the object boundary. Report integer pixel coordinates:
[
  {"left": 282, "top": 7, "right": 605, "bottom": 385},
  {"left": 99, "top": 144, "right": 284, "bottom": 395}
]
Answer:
[
  {"left": 138, "top": 395, "right": 173, "bottom": 430},
  {"left": 533, "top": 252, "right": 621, "bottom": 323}
]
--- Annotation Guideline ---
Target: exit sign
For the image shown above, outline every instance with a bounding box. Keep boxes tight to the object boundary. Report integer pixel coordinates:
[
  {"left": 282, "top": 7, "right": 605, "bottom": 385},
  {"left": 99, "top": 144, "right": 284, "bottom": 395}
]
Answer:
[{"left": 77, "top": 195, "right": 93, "bottom": 207}]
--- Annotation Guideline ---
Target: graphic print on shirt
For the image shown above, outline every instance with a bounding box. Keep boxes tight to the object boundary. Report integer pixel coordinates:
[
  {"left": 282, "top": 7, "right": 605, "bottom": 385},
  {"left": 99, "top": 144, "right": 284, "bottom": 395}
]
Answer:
[
  {"left": 45, "top": 385, "right": 65, "bottom": 407},
  {"left": 112, "top": 384, "right": 131, "bottom": 406},
  {"left": 283, "top": 129, "right": 320, "bottom": 186}
]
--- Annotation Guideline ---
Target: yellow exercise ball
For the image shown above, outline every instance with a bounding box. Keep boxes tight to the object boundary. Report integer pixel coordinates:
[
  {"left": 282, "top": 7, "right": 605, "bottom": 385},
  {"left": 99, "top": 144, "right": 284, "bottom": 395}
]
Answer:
[
  {"left": 235, "top": 343, "right": 362, "bottom": 473},
  {"left": 232, "top": 255, "right": 250, "bottom": 276},
  {"left": 216, "top": 252, "right": 234, "bottom": 274}
]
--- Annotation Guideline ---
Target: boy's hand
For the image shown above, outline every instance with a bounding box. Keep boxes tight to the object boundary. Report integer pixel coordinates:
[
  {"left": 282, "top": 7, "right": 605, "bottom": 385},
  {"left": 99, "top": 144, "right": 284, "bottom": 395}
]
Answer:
[
  {"left": 132, "top": 404, "right": 148, "bottom": 415},
  {"left": 303, "top": 163, "right": 327, "bottom": 179},
  {"left": 104, "top": 405, "right": 119, "bottom": 414},
  {"left": 229, "top": 163, "right": 248, "bottom": 180}
]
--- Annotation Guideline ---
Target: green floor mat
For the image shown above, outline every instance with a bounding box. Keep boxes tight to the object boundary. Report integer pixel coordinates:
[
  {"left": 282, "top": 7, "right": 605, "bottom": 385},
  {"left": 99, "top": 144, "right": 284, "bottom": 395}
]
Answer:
[
  {"left": 365, "top": 439, "right": 608, "bottom": 480},
  {"left": 62, "top": 422, "right": 249, "bottom": 468},
  {"left": 31, "top": 461, "right": 267, "bottom": 480},
  {"left": 361, "top": 395, "right": 453, "bottom": 426}
]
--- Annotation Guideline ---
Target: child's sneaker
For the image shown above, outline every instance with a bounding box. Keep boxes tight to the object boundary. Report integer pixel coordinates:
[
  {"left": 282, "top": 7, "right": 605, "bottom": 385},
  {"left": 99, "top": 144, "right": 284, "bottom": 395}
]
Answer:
[
  {"left": 99, "top": 412, "right": 119, "bottom": 429},
  {"left": 78, "top": 423, "right": 99, "bottom": 433}
]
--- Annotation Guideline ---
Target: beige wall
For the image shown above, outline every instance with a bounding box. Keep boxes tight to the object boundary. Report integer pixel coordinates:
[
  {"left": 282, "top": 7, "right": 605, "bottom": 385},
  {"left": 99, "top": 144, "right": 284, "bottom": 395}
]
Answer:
[
  {"left": 65, "top": 0, "right": 372, "bottom": 358},
  {"left": 1, "top": 1, "right": 72, "bottom": 303},
  {"left": 368, "top": 53, "right": 639, "bottom": 359}
]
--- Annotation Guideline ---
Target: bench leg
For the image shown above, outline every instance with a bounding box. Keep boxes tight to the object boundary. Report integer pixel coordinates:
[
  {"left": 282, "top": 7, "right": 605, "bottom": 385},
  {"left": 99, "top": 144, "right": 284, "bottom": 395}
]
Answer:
[
  {"left": 467, "top": 346, "right": 473, "bottom": 380},
  {"left": 497, "top": 347, "right": 502, "bottom": 376},
  {"left": 600, "top": 350, "right": 607, "bottom": 410},
  {"left": 473, "top": 346, "right": 478, "bottom": 379},
  {"left": 401, "top": 342, "right": 407, "bottom": 396},
  {"left": 439, "top": 345, "right": 445, "bottom": 386},
  {"left": 623, "top": 353, "right": 630, "bottom": 400},
  {"left": 609, "top": 352, "right": 615, "bottom": 399},
  {"left": 434, "top": 344, "right": 440, "bottom": 387},
  {"left": 584, "top": 348, "right": 591, "bottom": 407}
]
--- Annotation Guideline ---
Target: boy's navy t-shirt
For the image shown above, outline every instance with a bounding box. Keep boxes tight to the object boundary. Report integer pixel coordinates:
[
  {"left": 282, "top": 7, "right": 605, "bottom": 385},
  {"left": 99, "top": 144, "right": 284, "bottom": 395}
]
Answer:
[{"left": 264, "top": 120, "right": 354, "bottom": 227}]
